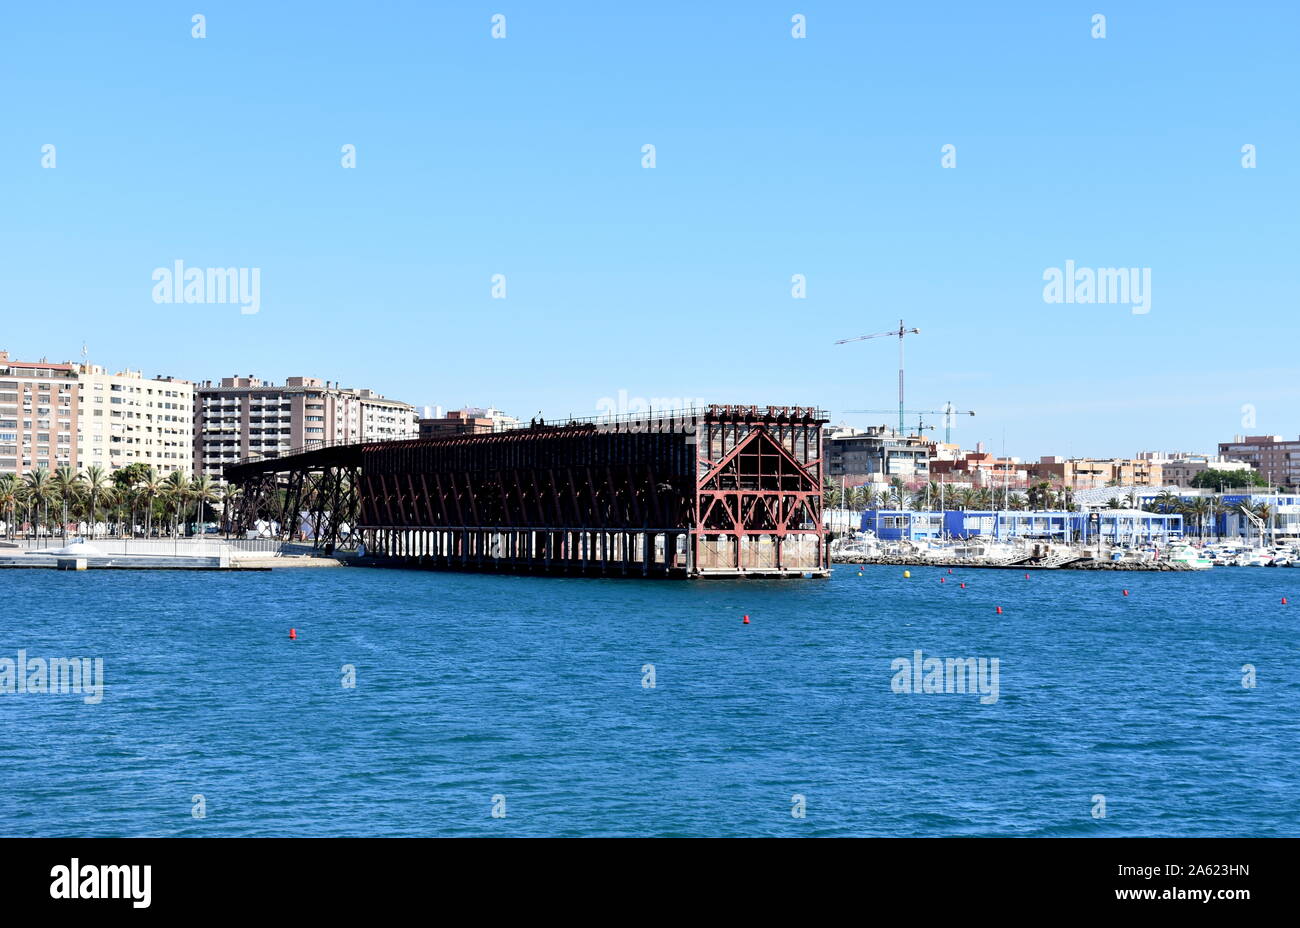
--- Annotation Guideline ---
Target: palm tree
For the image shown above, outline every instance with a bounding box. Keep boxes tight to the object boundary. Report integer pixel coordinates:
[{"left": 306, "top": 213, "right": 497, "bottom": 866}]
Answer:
[
  {"left": 218, "top": 482, "right": 243, "bottom": 535},
  {"left": 1182, "top": 497, "right": 1211, "bottom": 539},
  {"left": 1153, "top": 490, "right": 1181, "bottom": 513},
  {"left": 163, "top": 470, "right": 190, "bottom": 536},
  {"left": 1254, "top": 502, "right": 1273, "bottom": 543},
  {"left": 82, "top": 465, "right": 112, "bottom": 539},
  {"left": 112, "top": 462, "right": 151, "bottom": 537},
  {"left": 52, "top": 465, "right": 82, "bottom": 541},
  {"left": 190, "top": 475, "right": 220, "bottom": 531},
  {"left": 138, "top": 467, "right": 163, "bottom": 537},
  {"left": 0, "top": 474, "right": 20, "bottom": 539},
  {"left": 1007, "top": 492, "right": 1028, "bottom": 511},
  {"left": 23, "top": 467, "right": 55, "bottom": 539}
]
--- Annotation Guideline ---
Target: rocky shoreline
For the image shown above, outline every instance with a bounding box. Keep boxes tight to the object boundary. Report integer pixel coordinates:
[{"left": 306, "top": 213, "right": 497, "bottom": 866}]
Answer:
[{"left": 833, "top": 554, "right": 1193, "bottom": 571}]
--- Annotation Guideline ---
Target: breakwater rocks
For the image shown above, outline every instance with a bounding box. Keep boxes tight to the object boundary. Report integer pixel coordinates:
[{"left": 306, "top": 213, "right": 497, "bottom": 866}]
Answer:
[{"left": 833, "top": 554, "right": 1193, "bottom": 571}]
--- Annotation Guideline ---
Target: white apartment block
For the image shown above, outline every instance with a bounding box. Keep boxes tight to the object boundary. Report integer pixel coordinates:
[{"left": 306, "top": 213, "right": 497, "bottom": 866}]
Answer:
[{"left": 76, "top": 364, "right": 195, "bottom": 478}]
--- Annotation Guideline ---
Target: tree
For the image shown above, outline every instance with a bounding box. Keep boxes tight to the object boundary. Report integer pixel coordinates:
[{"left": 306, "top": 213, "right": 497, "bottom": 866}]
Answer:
[
  {"left": 138, "top": 467, "right": 163, "bottom": 537},
  {"left": 23, "top": 467, "right": 55, "bottom": 537},
  {"left": 1182, "top": 497, "right": 1211, "bottom": 538},
  {"left": 83, "top": 465, "right": 112, "bottom": 538},
  {"left": 218, "top": 483, "right": 243, "bottom": 534},
  {"left": 1153, "top": 490, "right": 1181, "bottom": 513},
  {"left": 163, "top": 470, "right": 190, "bottom": 535},
  {"left": 52, "top": 465, "right": 82, "bottom": 540},
  {"left": 1191, "top": 468, "right": 1267, "bottom": 490},
  {"left": 190, "top": 475, "right": 220, "bottom": 530},
  {"left": 114, "top": 463, "right": 152, "bottom": 536},
  {"left": 0, "top": 474, "right": 20, "bottom": 539}
]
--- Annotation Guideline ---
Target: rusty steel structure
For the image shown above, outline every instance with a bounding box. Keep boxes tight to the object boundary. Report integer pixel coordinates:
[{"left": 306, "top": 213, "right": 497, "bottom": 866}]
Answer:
[{"left": 223, "top": 404, "right": 829, "bottom": 578}]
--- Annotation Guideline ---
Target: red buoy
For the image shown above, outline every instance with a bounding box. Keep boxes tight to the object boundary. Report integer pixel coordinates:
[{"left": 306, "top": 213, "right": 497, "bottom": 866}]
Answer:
[
  {"left": 996, "top": 606, "right": 1003, "bottom": 614},
  {"left": 1024, "top": 573, "right": 1030, "bottom": 580},
  {"left": 948, "top": 568, "right": 953, "bottom": 575},
  {"left": 1283, "top": 598, "right": 1289, "bottom": 605},
  {"left": 960, "top": 582, "right": 966, "bottom": 589},
  {"left": 940, "top": 577, "right": 945, "bottom": 584},
  {"left": 1123, "top": 590, "right": 1129, "bottom": 597},
  {"left": 743, "top": 614, "right": 750, "bottom": 624},
  {"left": 289, "top": 628, "right": 297, "bottom": 640}
]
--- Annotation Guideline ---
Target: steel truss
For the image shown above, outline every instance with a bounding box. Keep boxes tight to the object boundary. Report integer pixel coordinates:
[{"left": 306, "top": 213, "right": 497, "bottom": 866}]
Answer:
[{"left": 223, "top": 405, "right": 828, "bottom": 578}]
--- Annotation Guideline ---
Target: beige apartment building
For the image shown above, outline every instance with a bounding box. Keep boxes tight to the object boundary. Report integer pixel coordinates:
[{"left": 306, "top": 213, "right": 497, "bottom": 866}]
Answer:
[
  {"left": 0, "top": 351, "right": 79, "bottom": 475},
  {"left": 76, "top": 364, "right": 195, "bottom": 479},
  {"left": 1136, "top": 451, "right": 1254, "bottom": 488},
  {"left": 195, "top": 376, "right": 416, "bottom": 478},
  {"left": 1034, "top": 456, "right": 1163, "bottom": 488}
]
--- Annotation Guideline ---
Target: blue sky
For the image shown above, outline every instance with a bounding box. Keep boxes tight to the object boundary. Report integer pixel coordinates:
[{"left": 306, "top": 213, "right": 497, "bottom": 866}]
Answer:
[{"left": 1, "top": 1, "right": 1295, "bottom": 458}]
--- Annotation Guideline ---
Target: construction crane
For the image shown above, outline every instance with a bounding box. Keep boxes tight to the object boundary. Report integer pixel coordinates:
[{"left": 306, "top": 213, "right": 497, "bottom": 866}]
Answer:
[
  {"left": 842, "top": 403, "right": 975, "bottom": 443},
  {"left": 834, "top": 320, "right": 919, "bottom": 435}
]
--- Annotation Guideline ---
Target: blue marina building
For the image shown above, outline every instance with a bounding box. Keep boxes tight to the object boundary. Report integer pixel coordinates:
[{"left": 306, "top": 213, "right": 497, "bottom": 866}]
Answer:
[{"left": 861, "top": 509, "right": 1184, "bottom": 545}]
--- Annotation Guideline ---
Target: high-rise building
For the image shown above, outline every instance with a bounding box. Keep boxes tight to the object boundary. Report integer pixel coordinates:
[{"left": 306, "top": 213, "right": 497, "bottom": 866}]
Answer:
[
  {"left": 1218, "top": 435, "right": 1300, "bottom": 488},
  {"left": 75, "top": 364, "right": 194, "bottom": 478},
  {"left": 194, "top": 376, "right": 416, "bottom": 478},
  {"left": 0, "top": 350, "right": 79, "bottom": 476}
]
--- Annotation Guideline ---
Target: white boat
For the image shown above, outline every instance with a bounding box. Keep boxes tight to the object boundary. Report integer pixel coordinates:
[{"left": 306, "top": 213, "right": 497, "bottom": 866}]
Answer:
[
  {"left": 1240, "top": 548, "right": 1275, "bottom": 567},
  {"left": 831, "top": 531, "right": 880, "bottom": 559},
  {"left": 1163, "top": 544, "right": 1214, "bottom": 569}
]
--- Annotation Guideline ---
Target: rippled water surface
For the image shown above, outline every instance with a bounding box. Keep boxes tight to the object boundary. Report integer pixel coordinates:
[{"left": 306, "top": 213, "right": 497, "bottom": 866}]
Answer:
[{"left": 1, "top": 564, "right": 1297, "bottom": 836}]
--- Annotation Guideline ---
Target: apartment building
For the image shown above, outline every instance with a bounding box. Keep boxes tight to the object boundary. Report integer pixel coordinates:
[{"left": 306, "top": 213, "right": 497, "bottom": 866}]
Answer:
[
  {"left": 0, "top": 351, "right": 79, "bottom": 476},
  {"left": 195, "top": 375, "right": 416, "bottom": 478},
  {"left": 1135, "top": 451, "right": 1254, "bottom": 488},
  {"left": 928, "top": 450, "right": 1027, "bottom": 487},
  {"left": 1218, "top": 435, "right": 1300, "bottom": 488},
  {"left": 826, "top": 425, "right": 933, "bottom": 481},
  {"left": 1033, "top": 456, "right": 1163, "bottom": 488},
  {"left": 417, "top": 407, "right": 521, "bottom": 438},
  {"left": 76, "top": 364, "right": 194, "bottom": 478}
]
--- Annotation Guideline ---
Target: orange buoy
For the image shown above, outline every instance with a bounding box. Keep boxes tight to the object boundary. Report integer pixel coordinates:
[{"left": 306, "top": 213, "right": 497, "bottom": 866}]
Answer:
[
  {"left": 743, "top": 614, "right": 750, "bottom": 624},
  {"left": 289, "top": 628, "right": 297, "bottom": 640}
]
